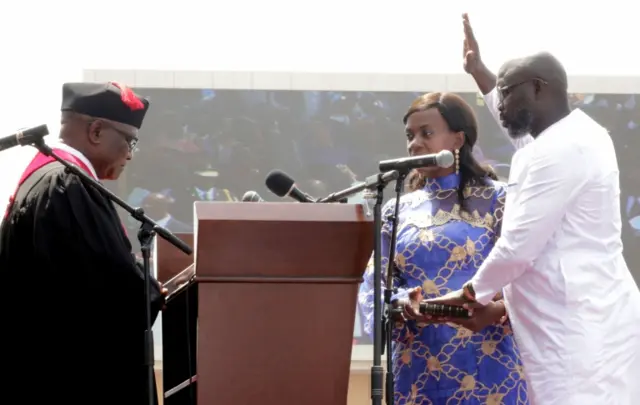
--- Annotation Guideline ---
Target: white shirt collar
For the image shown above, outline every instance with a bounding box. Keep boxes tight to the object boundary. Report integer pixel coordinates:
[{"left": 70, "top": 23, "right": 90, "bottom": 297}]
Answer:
[
  {"left": 50, "top": 142, "right": 99, "bottom": 179},
  {"left": 536, "top": 108, "right": 589, "bottom": 140}
]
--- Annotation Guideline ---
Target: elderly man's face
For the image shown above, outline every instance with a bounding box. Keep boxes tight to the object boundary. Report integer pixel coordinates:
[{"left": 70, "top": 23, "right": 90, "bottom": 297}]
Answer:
[{"left": 76, "top": 114, "right": 138, "bottom": 180}]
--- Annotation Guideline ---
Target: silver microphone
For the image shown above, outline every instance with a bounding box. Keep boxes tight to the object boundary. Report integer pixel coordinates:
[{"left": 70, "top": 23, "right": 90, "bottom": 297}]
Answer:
[
  {"left": 241, "top": 191, "right": 264, "bottom": 202},
  {"left": 378, "top": 150, "right": 455, "bottom": 173}
]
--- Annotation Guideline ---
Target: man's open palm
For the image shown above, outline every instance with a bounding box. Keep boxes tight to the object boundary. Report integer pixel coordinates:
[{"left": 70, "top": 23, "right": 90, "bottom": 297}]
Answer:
[{"left": 462, "top": 13, "right": 481, "bottom": 74}]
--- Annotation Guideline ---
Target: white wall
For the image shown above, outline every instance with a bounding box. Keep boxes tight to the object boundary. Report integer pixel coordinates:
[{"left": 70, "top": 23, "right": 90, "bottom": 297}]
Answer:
[{"left": 85, "top": 70, "right": 640, "bottom": 93}]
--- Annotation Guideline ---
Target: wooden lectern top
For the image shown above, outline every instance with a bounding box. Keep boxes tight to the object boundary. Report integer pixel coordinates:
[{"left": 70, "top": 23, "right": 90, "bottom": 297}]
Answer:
[{"left": 193, "top": 202, "right": 373, "bottom": 280}]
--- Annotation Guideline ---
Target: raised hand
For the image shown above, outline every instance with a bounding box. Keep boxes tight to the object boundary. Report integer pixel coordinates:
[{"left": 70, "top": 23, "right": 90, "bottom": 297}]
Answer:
[{"left": 462, "top": 13, "right": 482, "bottom": 74}]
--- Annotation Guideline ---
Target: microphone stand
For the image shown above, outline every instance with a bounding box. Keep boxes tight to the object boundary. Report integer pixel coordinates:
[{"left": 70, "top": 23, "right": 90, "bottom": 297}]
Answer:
[
  {"left": 370, "top": 180, "right": 386, "bottom": 405},
  {"left": 317, "top": 171, "right": 399, "bottom": 203},
  {"left": 382, "top": 172, "right": 406, "bottom": 405},
  {"left": 316, "top": 171, "right": 399, "bottom": 405},
  {"left": 32, "top": 140, "right": 193, "bottom": 405}
]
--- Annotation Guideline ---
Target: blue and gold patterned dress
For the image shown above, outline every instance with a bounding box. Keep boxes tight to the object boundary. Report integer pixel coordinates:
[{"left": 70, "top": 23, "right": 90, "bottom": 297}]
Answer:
[{"left": 359, "top": 173, "right": 528, "bottom": 405}]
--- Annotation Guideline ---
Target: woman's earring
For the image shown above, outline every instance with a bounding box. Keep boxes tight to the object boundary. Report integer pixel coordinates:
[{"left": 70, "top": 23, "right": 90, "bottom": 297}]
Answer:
[{"left": 454, "top": 149, "right": 460, "bottom": 175}]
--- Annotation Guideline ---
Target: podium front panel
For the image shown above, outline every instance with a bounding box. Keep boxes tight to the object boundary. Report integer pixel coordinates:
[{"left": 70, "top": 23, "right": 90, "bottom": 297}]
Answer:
[
  {"left": 190, "top": 202, "right": 373, "bottom": 405},
  {"left": 196, "top": 281, "right": 358, "bottom": 405}
]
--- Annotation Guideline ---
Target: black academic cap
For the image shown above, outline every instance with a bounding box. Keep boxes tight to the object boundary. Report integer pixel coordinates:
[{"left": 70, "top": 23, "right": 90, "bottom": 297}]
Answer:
[{"left": 61, "top": 82, "right": 150, "bottom": 129}]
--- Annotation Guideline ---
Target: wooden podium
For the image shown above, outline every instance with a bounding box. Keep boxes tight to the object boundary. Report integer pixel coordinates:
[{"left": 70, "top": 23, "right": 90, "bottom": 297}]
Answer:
[
  {"left": 159, "top": 202, "right": 374, "bottom": 405},
  {"left": 156, "top": 233, "right": 193, "bottom": 283}
]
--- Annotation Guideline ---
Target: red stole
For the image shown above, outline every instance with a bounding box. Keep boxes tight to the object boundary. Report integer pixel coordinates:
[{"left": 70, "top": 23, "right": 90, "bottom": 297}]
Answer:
[{"left": 5, "top": 149, "right": 127, "bottom": 236}]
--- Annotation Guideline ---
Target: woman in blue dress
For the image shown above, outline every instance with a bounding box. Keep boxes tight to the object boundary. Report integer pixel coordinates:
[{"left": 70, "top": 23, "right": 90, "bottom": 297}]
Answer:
[{"left": 359, "top": 92, "right": 528, "bottom": 405}]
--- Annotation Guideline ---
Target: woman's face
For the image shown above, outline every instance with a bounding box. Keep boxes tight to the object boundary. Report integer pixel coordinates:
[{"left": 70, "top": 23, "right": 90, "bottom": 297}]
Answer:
[{"left": 405, "top": 108, "right": 461, "bottom": 178}]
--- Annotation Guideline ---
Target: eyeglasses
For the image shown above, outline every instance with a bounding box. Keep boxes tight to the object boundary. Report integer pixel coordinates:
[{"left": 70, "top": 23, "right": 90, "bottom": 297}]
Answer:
[
  {"left": 103, "top": 122, "right": 139, "bottom": 154},
  {"left": 78, "top": 117, "right": 139, "bottom": 154},
  {"left": 497, "top": 78, "right": 548, "bottom": 101}
]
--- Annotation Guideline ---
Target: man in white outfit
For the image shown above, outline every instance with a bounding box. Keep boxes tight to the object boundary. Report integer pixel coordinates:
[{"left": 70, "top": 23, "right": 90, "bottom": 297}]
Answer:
[{"left": 422, "top": 14, "right": 640, "bottom": 405}]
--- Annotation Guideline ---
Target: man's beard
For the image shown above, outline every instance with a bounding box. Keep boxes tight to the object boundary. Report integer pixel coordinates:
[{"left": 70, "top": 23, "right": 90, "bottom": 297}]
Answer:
[{"left": 503, "top": 108, "right": 533, "bottom": 138}]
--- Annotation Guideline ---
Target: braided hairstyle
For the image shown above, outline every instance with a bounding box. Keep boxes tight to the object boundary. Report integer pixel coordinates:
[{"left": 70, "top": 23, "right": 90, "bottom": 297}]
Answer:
[{"left": 403, "top": 92, "right": 497, "bottom": 211}]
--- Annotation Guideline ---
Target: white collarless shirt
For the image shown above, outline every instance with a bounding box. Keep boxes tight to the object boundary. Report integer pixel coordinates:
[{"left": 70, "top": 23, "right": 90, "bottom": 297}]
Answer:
[{"left": 470, "top": 89, "right": 640, "bottom": 405}]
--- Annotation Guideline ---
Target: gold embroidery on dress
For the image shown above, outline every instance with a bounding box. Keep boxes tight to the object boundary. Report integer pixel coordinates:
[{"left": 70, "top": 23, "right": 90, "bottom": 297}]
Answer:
[
  {"left": 382, "top": 184, "right": 528, "bottom": 405},
  {"left": 403, "top": 203, "right": 495, "bottom": 233},
  {"left": 418, "top": 229, "right": 434, "bottom": 243},
  {"left": 422, "top": 279, "right": 438, "bottom": 295},
  {"left": 401, "top": 347, "right": 412, "bottom": 365},
  {"left": 461, "top": 375, "right": 476, "bottom": 391},
  {"left": 487, "top": 393, "right": 505, "bottom": 405},
  {"left": 409, "top": 384, "right": 418, "bottom": 404},
  {"left": 481, "top": 340, "right": 498, "bottom": 355},
  {"left": 454, "top": 326, "right": 473, "bottom": 339},
  {"left": 465, "top": 237, "right": 476, "bottom": 256},
  {"left": 426, "top": 356, "right": 442, "bottom": 372},
  {"left": 450, "top": 245, "right": 467, "bottom": 262}
]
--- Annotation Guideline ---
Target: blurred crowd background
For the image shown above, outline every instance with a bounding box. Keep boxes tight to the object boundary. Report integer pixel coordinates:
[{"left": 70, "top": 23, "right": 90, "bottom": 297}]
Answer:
[{"left": 116, "top": 88, "right": 640, "bottom": 344}]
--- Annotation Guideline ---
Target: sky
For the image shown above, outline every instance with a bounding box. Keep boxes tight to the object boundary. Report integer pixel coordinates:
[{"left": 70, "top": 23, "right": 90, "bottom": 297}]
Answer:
[{"left": 0, "top": 0, "right": 634, "bottom": 212}]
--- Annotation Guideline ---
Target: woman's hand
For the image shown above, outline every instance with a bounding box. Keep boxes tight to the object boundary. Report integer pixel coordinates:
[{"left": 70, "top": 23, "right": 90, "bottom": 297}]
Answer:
[
  {"left": 394, "top": 287, "right": 455, "bottom": 325},
  {"left": 393, "top": 287, "right": 432, "bottom": 323}
]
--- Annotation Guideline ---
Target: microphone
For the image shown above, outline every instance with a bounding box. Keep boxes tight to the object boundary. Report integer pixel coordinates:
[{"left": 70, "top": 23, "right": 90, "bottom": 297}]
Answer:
[
  {"left": 265, "top": 170, "right": 316, "bottom": 203},
  {"left": 419, "top": 303, "right": 470, "bottom": 319},
  {"left": 378, "top": 150, "right": 455, "bottom": 173},
  {"left": 0, "top": 125, "right": 49, "bottom": 153},
  {"left": 241, "top": 191, "right": 264, "bottom": 202}
]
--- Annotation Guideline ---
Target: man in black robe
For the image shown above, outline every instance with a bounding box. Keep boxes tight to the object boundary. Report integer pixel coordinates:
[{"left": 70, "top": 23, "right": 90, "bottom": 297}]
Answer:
[{"left": 0, "top": 82, "right": 164, "bottom": 404}]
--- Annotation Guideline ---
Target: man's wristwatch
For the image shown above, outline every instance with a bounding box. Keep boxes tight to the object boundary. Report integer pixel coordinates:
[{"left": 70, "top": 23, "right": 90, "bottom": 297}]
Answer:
[{"left": 462, "top": 281, "right": 477, "bottom": 302}]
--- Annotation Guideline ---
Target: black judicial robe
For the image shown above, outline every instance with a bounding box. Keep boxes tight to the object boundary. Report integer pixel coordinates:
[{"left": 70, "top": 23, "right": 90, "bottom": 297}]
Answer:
[{"left": 0, "top": 161, "right": 164, "bottom": 404}]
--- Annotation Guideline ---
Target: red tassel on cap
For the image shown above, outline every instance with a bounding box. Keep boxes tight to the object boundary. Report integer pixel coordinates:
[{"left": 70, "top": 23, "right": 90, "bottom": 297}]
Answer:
[{"left": 110, "top": 82, "right": 145, "bottom": 111}]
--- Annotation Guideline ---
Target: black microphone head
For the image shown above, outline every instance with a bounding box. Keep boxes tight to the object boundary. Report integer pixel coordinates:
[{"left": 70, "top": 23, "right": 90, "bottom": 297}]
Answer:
[
  {"left": 241, "top": 191, "right": 263, "bottom": 202},
  {"left": 265, "top": 170, "right": 295, "bottom": 197}
]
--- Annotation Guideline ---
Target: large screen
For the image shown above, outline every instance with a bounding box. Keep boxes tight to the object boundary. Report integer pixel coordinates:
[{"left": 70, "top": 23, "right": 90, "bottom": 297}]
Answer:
[{"left": 119, "top": 88, "right": 640, "bottom": 347}]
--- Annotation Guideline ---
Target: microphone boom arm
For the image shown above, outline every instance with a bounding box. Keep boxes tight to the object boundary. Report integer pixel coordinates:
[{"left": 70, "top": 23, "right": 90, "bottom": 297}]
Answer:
[{"left": 318, "top": 171, "right": 399, "bottom": 203}]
